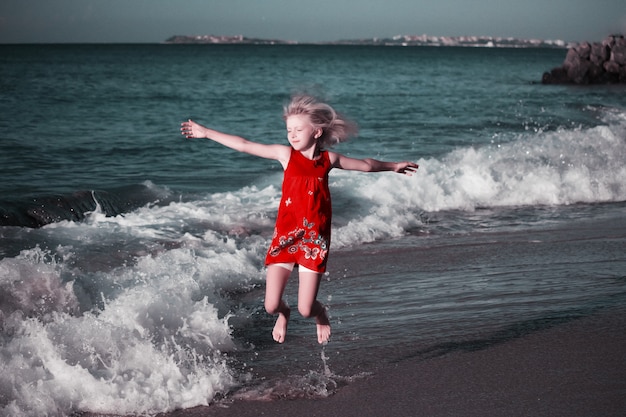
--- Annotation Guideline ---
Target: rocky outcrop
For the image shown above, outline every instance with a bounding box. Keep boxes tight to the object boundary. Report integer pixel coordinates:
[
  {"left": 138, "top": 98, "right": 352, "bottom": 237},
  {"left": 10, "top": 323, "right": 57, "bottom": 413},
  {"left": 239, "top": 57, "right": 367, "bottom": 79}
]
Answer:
[{"left": 542, "top": 35, "right": 626, "bottom": 84}]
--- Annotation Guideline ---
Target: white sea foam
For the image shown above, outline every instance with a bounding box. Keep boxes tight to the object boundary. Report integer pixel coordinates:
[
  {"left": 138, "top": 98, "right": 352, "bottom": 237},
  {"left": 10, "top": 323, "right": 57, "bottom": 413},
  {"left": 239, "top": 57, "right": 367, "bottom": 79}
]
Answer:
[
  {"left": 328, "top": 111, "right": 625, "bottom": 244},
  {"left": 25, "top": 107, "right": 626, "bottom": 256},
  {"left": 412, "top": 117, "right": 625, "bottom": 211},
  {"left": 0, "top": 244, "right": 244, "bottom": 416}
]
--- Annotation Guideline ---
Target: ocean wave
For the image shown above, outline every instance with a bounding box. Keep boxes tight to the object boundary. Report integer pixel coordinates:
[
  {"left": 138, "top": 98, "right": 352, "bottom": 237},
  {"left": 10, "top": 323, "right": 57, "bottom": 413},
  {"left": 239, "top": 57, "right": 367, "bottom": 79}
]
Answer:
[
  {"left": 413, "top": 108, "right": 626, "bottom": 211},
  {"left": 0, "top": 244, "right": 242, "bottom": 417},
  {"left": 0, "top": 182, "right": 170, "bottom": 228},
  {"left": 4, "top": 108, "right": 623, "bottom": 245}
]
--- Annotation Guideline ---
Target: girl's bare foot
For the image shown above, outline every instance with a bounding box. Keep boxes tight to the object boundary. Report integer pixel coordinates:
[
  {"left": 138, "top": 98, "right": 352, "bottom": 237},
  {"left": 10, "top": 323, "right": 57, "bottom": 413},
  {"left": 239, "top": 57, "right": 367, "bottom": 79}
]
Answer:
[
  {"left": 272, "top": 308, "right": 291, "bottom": 343},
  {"left": 316, "top": 308, "right": 331, "bottom": 344}
]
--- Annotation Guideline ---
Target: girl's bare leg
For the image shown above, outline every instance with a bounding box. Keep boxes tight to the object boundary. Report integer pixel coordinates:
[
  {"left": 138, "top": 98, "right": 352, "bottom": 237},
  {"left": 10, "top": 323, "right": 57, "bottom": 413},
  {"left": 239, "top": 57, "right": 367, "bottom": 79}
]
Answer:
[
  {"left": 298, "top": 271, "right": 331, "bottom": 344},
  {"left": 265, "top": 265, "right": 292, "bottom": 343}
]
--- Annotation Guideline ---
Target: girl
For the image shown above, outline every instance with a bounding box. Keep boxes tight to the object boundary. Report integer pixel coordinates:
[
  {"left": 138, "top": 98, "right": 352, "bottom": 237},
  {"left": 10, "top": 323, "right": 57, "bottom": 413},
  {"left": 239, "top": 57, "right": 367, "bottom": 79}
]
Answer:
[{"left": 181, "top": 94, "right": 418, "bottom": 345}]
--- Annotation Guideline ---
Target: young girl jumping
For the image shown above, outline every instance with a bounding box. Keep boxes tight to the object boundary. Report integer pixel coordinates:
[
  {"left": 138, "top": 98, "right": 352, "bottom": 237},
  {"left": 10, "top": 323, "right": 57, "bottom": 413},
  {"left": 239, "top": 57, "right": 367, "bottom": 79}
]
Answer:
[{"left": 181, "top": 94, "right": 418, "bottom": 345}]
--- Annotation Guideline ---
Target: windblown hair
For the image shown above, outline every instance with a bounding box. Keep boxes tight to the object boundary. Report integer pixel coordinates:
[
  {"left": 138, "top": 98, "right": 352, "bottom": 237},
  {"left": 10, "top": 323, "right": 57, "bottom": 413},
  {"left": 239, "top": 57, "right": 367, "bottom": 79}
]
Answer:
[{"left": 283, "top": 94, "right": 358, "bottom": 149}]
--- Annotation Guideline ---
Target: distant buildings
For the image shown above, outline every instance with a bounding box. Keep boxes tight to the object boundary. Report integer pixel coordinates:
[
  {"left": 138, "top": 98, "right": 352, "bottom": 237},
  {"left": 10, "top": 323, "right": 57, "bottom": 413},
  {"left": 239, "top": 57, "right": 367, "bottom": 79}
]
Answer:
[
  {"left": 164, "top": 35, "right": 292, "bottom": 45},
  {"left": 164, "top": 34, "right": 570, "bottom": 48}
]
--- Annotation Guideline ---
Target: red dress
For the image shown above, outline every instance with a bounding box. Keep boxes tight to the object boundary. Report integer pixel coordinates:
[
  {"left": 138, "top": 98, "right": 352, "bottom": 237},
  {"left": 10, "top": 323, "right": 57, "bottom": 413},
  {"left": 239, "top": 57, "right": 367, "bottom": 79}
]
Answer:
[{"left": 265, "top": 148, "right": 332, "bottom": 272}]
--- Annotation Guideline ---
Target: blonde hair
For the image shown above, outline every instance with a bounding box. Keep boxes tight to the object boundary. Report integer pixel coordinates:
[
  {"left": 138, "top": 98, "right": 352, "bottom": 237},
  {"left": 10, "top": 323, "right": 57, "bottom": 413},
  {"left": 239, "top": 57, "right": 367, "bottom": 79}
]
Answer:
[{"left": 283, "top": 94, "right": 358, "bottom": 149}]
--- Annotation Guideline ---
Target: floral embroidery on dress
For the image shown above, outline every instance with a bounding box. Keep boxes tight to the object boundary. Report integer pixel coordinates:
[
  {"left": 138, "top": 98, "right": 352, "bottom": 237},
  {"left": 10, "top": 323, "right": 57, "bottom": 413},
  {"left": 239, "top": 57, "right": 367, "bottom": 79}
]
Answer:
[
  {"left": 303, "top": 246, "right": 320, "bottom": 260},
  {"left": 268, "top": 217, "right": 328, "bottom": 261}
]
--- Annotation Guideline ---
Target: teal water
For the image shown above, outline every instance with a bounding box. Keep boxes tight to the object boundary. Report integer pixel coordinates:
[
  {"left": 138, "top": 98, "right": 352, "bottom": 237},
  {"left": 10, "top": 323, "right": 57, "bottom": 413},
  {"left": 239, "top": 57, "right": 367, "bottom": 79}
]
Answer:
[
  {"left": 1, "top": 44, "right": 625, "bottom": 416},
  {"left": 3, "top": 44, "right": 621, "bottom": 198}
]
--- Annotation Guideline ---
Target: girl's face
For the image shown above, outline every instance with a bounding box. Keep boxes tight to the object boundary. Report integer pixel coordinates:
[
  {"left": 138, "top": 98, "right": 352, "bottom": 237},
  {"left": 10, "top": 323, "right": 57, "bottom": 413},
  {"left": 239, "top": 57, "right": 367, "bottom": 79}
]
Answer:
[{"left": 286, "top": 115, "right": 321, "bottom": 153}]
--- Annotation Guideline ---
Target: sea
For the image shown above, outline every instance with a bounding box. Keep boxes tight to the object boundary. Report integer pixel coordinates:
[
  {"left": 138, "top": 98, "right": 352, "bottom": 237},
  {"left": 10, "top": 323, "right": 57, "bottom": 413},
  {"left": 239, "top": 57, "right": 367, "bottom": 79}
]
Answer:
[{"left": 0, "top": 43, "right": 625, "bottom": 416}]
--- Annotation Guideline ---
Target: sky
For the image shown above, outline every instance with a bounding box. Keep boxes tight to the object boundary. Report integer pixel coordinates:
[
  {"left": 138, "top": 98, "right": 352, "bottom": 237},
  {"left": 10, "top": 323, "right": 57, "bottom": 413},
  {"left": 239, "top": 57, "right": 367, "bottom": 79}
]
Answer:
[{"left": 1, "top": 0, "right": 625, "bottom": 44}]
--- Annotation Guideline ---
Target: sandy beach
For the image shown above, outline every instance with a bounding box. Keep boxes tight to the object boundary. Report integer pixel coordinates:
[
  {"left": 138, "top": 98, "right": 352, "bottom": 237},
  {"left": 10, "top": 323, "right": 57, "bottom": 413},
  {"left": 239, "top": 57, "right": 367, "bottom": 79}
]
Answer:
[{"left": 163, "top": 306, "right": 626, "bottom": 417}]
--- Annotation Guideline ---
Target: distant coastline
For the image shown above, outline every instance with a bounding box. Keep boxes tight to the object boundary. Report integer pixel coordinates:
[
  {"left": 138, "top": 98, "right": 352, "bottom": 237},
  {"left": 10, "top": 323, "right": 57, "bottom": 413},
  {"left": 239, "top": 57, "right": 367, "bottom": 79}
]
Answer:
[{"left": 164, "top": 34, "right": 571, "bottom": 48}]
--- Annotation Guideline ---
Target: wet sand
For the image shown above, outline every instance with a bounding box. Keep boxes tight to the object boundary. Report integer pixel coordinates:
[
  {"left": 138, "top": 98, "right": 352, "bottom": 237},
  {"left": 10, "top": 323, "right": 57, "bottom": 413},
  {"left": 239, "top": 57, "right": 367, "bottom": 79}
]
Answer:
[{"left": 162, "top": 305, "right": 626, "bottom": 417}]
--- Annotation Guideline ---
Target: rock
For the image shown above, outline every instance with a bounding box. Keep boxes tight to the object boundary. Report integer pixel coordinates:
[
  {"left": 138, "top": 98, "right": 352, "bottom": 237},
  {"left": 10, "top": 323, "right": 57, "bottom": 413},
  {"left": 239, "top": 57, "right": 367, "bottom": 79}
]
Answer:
[
  {"left": 542, "top": 34, "right": 626, "bottom": 84},
  {"left": 576, "top": 42, "right": 591, "bottom": 59},
  {"left": 603, "top": 36, "right": 616, "bottom": 49},
  {"left": 611, "top": 41, "right": 626, "bottom": 65},
  {"left": 604, "top": 60, "right": 620, "bottom": 73},
  {"left": 590, "top": 43, "right": 609, "bottom": 65},
  {"left": 587, "top": 63, "right": 604, "bottom": 81},
  {"left": 563, "top": 48, "right": 580, "bottom": 69},
  {"left": 542, "top": 67, "right": 569, "bottom": 84},
  {"left": 567, "top": 58, "right": 592, "bottom": 84}
]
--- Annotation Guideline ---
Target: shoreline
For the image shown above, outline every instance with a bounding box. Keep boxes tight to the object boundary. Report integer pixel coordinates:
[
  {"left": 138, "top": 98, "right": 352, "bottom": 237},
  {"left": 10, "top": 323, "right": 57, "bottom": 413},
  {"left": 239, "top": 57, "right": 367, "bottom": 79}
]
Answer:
[
  {"left": 163, "top": 34, "right": 570, "bottom": 48},
  {"left": 162, "top": 305, "right": 626, "bottom": 417}
]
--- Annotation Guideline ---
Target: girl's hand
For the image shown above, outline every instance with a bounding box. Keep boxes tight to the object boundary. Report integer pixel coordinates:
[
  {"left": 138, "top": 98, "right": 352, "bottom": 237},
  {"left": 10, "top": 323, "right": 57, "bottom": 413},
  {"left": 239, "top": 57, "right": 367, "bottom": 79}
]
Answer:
[
  {"left": 395, "top": 161, "right": 419, "bottom": 176},
  {"left": 180, "top": 119, "right": 206, "bottom": 139}
]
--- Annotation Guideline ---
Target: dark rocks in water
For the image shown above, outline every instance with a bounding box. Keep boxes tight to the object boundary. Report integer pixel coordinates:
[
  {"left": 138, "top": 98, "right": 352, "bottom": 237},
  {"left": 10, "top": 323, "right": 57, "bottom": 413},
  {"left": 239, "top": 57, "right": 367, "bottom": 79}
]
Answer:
[
  {"left": 0, "top": 185, "right": 164, "bottom": 228},
  {"left": 542, "top": 35, "right": 626, "bottom": 84}
]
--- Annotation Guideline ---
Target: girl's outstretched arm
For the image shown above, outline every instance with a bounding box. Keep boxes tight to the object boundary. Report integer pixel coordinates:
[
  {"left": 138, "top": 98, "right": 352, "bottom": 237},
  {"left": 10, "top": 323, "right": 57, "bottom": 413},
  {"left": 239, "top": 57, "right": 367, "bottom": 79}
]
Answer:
[
  {"left": 181, "top": 119, "right": 291, "bottom": 166},
  {"left": 330, "top": 152, "right": 419, "bottom": 176}
]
